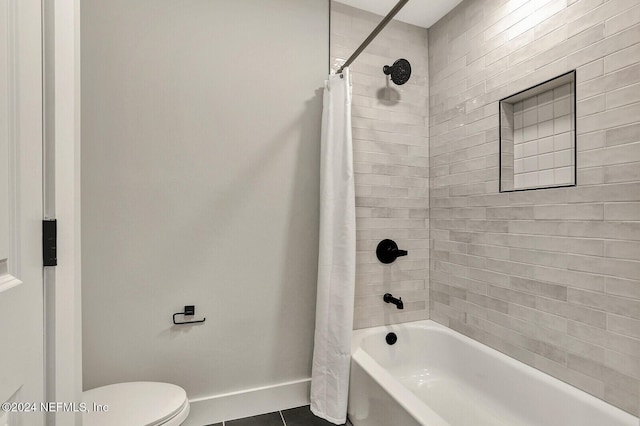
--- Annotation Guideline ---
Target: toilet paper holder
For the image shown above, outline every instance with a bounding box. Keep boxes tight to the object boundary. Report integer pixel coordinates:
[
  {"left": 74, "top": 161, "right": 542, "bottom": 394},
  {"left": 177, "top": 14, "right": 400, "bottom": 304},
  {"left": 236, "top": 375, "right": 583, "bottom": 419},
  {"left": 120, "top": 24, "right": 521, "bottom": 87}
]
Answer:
[{"left": 173, "top": 305, "right": 206, "bottom": 325}]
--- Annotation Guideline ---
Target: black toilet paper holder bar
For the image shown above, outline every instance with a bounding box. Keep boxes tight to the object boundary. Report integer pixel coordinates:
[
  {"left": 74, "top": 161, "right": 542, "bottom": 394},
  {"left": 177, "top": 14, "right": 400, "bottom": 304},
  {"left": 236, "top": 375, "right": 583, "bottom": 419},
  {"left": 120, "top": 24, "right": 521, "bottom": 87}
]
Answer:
[{"left": 173, "top": 305, "right": 206, "bottom": 325}]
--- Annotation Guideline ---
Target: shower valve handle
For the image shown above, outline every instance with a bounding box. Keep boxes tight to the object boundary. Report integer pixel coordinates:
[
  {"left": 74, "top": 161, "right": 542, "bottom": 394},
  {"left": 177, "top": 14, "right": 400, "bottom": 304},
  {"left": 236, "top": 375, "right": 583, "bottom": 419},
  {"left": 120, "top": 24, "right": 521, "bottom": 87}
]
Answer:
[{"left": 376, "top": 239, "right": 408, "bottom": 264}]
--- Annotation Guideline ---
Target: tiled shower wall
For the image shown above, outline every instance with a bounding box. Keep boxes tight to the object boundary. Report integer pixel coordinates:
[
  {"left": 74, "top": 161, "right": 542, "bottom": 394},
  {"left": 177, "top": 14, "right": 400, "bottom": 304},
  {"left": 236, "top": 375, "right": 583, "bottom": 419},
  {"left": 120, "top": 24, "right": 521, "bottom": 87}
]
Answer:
[
  {"left": 511, "top": 82, "right": 575, "bottom": 189},
  {"left": 330, "top": 2, "right": 430, "bottom": 329},
  {"left": 428, "top": 0, "right": 640, "bottom": 416}
]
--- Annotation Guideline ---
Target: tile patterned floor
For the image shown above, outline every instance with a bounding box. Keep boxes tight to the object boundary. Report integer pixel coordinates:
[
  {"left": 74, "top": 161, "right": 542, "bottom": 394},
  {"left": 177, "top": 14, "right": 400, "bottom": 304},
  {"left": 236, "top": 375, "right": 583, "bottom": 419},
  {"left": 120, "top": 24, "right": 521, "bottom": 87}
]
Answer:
[{"left": 205, "top": 405, "right": 351, "bottom": 426}]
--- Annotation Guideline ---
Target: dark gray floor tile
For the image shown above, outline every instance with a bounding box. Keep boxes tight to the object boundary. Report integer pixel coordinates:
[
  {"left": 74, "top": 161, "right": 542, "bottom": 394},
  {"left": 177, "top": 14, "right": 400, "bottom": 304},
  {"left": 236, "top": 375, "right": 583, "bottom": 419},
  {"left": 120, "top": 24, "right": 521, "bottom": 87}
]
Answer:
[
  {"left": 226, "top": 411, "right": 284, "bottom": 426},
  {"left": 281, "top": 405, "right": 345, "bottom": 426}
]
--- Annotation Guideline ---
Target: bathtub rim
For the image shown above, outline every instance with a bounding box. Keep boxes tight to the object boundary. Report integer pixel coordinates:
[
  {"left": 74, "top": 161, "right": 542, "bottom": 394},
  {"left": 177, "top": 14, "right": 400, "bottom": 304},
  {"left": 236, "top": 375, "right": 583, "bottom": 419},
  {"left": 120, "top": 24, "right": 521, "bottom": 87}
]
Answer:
[
  {"left": 350, "top": 319, "right": 638, "bottom": 425},
  {"left": 350, "top": 346, "right": 449, "bottom": 426}
]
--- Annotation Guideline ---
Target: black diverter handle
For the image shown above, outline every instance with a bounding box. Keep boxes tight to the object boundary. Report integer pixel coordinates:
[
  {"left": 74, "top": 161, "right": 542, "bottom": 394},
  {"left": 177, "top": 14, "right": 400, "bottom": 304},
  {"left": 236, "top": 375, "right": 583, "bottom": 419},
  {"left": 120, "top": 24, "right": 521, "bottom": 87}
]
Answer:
[{"left": 376, "top": 239, "right": 408, "bottom": 264}]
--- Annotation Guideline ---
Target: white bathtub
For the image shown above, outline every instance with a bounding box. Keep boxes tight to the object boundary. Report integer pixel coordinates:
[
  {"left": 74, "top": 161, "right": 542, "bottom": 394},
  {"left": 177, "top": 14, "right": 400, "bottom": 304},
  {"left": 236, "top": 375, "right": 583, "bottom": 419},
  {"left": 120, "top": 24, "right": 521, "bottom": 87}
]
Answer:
[{"left": 348, "top": 320, "right": 638, "bottom": 426}]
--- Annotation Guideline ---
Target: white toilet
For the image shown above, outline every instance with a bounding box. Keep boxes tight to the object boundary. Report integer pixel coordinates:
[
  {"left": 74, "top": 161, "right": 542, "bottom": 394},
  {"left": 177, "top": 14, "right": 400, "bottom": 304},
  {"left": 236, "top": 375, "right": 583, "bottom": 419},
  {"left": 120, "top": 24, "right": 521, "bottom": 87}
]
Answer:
[{"left": 83, "top": 382, "right": 190, "bottom": 426}]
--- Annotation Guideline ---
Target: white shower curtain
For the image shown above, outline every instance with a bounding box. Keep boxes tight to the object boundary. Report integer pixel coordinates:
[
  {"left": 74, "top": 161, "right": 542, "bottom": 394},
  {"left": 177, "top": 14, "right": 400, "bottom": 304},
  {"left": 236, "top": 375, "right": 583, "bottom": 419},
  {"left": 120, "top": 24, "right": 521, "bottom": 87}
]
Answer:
[{"left": 310, "top": 68, "right": 356, "bottom": 425}]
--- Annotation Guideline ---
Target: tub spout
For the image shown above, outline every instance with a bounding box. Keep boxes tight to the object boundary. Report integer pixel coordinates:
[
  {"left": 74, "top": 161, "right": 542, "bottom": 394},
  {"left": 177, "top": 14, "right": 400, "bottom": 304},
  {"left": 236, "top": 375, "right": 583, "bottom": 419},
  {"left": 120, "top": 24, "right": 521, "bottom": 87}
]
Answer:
[{"left": 383, "top": 293, "right": 404, "bottom": 309}]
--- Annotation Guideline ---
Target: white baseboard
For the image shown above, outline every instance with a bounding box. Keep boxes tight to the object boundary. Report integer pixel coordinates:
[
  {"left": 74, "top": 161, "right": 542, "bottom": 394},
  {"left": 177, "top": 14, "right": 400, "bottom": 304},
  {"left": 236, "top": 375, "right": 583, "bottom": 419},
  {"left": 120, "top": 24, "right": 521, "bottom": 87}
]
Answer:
[{"left": 182, "top": 378, "right": 311, "bottom": 425}]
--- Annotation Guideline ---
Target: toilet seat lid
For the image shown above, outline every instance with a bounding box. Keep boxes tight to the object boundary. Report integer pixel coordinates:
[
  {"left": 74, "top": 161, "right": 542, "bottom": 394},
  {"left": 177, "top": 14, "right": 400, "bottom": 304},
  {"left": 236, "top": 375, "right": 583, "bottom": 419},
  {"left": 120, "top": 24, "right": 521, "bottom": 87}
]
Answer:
[{"left": 83, "top": 382, "right": 188, "bottom": 426}]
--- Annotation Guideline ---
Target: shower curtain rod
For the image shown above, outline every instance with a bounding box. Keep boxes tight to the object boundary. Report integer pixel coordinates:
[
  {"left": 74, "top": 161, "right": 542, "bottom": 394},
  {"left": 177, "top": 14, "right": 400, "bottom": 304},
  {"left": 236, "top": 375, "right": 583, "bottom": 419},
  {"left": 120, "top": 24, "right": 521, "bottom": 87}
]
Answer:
[{"left": 336, "top": 0, "right": 411, "bottom": 74}]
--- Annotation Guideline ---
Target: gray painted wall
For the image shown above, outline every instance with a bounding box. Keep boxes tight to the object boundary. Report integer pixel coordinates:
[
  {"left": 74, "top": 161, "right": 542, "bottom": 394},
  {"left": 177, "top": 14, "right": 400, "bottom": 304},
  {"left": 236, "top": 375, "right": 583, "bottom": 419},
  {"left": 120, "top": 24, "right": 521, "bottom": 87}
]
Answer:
[
  {"left": 428, "top": 0, "right": 640, "bottom": 415},
  {"left": 81, "top": 0, "right": 328, "bottom": 400}
]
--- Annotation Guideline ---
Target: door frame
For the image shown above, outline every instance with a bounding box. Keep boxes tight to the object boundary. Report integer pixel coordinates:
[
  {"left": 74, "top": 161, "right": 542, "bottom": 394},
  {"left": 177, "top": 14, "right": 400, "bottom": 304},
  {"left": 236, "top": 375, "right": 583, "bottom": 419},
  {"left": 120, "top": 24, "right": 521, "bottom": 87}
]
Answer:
[{"left": 43, "top": 1, "right": 83, "bottom": 425}]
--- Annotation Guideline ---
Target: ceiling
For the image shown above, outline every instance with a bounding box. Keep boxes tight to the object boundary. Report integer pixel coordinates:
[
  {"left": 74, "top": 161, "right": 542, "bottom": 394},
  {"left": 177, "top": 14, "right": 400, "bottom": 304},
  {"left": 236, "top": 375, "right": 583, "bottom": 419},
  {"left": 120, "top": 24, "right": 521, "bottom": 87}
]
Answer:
[{"left": 334, "top": 0, "right": 463, "bottom": 28}]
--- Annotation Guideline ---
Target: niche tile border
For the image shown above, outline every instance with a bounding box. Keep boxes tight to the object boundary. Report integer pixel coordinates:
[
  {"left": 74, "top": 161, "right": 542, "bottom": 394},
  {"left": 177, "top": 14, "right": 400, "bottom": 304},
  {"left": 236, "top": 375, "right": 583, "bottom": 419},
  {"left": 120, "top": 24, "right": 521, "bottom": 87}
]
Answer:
[{"left": 499, "top": 70, "right": 577, "bottom": 193}]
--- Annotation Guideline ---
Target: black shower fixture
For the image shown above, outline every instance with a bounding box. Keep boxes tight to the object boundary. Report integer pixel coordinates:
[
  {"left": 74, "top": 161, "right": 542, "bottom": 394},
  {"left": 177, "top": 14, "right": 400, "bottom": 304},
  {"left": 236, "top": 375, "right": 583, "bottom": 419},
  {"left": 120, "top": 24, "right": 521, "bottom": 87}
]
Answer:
[
  {"left": 383, "top": 293, "right": 404, "bottom": 310},
  {"left": 383, "top": 58, "right": 411, "bottom": 85},
  {"left": 376, "top": 239, "right": 408, "bottom": 264}
]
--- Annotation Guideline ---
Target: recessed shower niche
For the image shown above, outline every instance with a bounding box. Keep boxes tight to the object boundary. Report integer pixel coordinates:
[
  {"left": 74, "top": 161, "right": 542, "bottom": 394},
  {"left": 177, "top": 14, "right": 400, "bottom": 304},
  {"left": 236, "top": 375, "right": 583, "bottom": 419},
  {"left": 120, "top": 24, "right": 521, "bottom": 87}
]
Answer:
[{"left": 499, "top": 70, "right": 576, "bottom": 192}]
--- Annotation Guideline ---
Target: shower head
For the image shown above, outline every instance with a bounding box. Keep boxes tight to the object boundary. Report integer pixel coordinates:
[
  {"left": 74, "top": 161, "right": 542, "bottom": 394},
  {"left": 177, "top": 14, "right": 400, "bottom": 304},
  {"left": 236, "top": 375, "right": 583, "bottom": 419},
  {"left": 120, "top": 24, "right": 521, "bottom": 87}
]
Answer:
[{"left": 383, "top": 58, "right": 411, "bottom": 85}]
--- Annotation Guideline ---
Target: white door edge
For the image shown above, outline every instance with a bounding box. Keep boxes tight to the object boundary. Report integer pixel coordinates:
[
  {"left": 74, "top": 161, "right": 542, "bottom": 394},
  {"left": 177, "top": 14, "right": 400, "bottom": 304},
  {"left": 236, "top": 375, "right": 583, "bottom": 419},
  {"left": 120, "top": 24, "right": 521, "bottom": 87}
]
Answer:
[{"left": 42, "top": 0, "right": 83, "bottom": 425}]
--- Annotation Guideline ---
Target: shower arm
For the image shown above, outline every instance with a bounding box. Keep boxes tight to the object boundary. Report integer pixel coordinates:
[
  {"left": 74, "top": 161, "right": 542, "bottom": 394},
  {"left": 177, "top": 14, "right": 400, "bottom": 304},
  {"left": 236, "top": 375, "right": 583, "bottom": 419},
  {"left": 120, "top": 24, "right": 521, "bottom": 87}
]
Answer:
[{"left": 336, "top": 0, "right": 411, "bottom": 74}]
